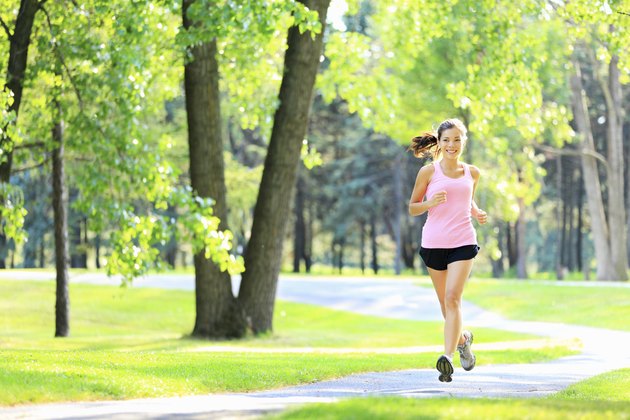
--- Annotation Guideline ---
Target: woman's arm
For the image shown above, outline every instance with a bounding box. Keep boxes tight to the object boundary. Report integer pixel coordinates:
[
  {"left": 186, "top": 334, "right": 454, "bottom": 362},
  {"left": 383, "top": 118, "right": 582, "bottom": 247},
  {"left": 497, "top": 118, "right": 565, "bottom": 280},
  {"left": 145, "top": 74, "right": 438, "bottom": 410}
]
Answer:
[
  {"left": 408, "top": 164, "right": 445, "bottom": 216},
  {"left": 469, "top": 165, "right": 488, "bottom": 225}
]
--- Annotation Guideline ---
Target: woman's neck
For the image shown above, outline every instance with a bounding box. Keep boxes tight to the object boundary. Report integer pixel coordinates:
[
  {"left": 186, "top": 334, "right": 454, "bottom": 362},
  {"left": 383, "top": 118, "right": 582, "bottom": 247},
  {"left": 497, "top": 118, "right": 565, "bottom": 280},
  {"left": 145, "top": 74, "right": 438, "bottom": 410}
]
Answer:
[{"left": 440, "top": 158, "right": 460, "bottom": 170}]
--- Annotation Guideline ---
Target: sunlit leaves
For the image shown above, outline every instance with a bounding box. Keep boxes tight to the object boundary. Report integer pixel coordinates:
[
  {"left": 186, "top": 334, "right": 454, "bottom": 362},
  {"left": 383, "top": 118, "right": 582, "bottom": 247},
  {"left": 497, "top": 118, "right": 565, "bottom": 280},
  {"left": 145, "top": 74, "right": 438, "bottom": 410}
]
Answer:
[
  {"left": 179, "top": 1, "right": 324, "bottom": 140},
  {"left": 0, "top": 184, "right": 28, "bottom": 244},
  {"left": 0, "top": 0, "right": 249, "bottom": 280},
  {"left": 301, "top": 138, "right": 323, "bottom": 169}
]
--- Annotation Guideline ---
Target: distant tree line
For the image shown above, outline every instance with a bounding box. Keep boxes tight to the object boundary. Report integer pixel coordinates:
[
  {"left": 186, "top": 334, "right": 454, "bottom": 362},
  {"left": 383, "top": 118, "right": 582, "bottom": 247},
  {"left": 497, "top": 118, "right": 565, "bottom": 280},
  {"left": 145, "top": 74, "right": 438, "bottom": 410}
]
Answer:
[{"left": 1, "top": 0, "right": 628, "bottom": 339}]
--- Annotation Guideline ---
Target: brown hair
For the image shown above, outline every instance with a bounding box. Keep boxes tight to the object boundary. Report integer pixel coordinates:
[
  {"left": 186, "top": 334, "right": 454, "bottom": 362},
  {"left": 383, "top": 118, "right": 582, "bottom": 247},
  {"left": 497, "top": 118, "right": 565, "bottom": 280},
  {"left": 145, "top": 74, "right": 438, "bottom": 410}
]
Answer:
[{"left": 408, "top": 118, "right": 468, "bottom": 159}]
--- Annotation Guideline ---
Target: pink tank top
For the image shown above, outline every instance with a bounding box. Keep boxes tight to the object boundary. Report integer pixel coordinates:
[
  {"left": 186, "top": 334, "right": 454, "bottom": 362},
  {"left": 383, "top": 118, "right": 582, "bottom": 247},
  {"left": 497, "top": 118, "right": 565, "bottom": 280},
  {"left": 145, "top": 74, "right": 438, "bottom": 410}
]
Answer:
[{"left": 421, "top": 161, "right": 477, "bottom": 248}]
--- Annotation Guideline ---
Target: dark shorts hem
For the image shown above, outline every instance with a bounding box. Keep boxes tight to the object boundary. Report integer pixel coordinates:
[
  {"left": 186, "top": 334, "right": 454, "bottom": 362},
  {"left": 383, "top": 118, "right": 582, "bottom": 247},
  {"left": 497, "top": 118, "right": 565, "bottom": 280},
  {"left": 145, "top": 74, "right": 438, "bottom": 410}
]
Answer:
[{"left": 419, "top": 244, "right": 480, "bottom": 271}]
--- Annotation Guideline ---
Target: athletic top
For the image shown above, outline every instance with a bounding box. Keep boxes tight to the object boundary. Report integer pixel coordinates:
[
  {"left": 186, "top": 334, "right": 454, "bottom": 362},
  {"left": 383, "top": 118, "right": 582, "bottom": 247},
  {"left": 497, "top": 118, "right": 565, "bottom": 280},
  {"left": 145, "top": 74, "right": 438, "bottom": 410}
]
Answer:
[{"left": 421, "top": 161, "right": 477, "bottom": 249}]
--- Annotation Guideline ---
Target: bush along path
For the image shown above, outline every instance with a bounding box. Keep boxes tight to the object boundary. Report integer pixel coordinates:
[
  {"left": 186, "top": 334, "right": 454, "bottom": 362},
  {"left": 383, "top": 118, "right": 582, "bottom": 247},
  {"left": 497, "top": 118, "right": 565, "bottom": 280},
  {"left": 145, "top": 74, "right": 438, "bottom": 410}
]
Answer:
[{"left": 1, "top": 274, "right": 629, "bottom": 419}]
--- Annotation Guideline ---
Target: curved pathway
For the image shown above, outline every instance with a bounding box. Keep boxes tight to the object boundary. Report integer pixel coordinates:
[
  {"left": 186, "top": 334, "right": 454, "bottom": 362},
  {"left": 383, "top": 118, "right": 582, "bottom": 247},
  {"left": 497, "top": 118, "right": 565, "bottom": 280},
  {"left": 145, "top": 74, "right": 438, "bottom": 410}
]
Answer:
[{"left": 1, "top": 273, "right": 629, "bottom": 419}]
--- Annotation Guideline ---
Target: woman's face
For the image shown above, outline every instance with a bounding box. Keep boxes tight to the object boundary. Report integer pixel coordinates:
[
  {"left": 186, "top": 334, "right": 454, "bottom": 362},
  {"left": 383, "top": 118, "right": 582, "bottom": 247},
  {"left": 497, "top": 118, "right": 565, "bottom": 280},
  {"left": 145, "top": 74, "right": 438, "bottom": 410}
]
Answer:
[{"left": 439, "top": 127, "right": 465, "bottom": 160}]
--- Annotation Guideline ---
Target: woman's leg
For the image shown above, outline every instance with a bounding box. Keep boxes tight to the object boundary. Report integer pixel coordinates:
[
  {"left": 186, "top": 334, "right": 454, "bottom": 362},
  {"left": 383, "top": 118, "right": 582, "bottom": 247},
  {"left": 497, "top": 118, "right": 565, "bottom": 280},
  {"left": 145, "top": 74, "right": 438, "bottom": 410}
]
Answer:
[
  {"left": 428, "top": 268, "right": 447, "bottom": 318},
  {"left": 442, "top": 259, "right": 474, "bottom": 357}
]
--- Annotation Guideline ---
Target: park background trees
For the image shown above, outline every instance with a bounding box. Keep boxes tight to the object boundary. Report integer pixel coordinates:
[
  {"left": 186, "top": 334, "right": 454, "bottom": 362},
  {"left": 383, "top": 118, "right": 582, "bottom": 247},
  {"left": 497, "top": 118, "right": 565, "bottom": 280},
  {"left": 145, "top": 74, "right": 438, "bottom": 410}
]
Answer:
[{"left": 1, "top": 0, "right": 629, "bottom": 337}]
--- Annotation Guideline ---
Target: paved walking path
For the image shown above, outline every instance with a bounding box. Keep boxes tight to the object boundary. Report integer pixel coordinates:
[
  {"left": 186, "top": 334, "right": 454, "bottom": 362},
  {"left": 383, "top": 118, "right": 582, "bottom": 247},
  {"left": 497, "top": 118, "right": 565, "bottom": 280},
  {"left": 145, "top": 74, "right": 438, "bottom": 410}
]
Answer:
[{"left": 1, "top": 272, "right": 629, "bottom": 419}]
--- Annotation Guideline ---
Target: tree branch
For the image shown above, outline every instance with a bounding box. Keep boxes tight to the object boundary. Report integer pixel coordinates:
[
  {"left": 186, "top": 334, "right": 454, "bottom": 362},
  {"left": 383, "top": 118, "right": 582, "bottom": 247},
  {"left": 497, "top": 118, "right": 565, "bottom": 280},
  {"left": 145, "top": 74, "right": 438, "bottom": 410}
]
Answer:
[
  {"left": 14, "top": 141, "right": 45, "bottom": 150},
  {"left": 534, "top": 144, "right": 609, "bottom": 169},
  {"left": 617, "top": 10, "right": 630, "bottom": 17},
  {"left": 0, "top": 15, "right": 13, "bottom": 40},
  {"left": 13, "top": 159, "right": 50, "bottom": 174}
]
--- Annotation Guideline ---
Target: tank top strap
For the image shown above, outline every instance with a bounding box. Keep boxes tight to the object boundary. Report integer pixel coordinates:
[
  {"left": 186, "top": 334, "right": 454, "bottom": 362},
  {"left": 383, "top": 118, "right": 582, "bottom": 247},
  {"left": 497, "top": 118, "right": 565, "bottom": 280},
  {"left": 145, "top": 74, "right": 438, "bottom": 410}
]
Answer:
[
  {"left": 463, "top": 163, "right": 471, "bottom": 179},
  {"left": 433, "top": 161, "right": 443, "bottom": 177}
]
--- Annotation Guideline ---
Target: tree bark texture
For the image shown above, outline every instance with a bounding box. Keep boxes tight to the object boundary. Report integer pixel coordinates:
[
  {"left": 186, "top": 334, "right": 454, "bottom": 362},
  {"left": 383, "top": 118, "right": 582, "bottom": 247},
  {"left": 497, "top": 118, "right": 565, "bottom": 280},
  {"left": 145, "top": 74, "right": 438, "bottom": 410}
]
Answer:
[
  {"left": 52, "top": 100, "right": 69, "bottom": 337},
  {"left": 570, "top": 58, "right": 615, "bottom": 280},
  {"left": 238, "top": 0, "right": 330, "bottom": 333},
  {"left": 183, "top": 0, "right": 245, "bottom": 338},
  {"left": 599, "top": 55, "right": 627, "bottom": 280}
]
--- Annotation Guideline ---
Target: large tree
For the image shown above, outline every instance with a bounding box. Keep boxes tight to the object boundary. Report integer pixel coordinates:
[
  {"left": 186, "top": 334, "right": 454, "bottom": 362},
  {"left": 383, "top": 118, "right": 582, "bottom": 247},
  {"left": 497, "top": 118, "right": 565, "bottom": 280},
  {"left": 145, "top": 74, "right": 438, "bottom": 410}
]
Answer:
[
  {"left": 238, "top": 0, "right": 331, "bottom": 333},
  {"left": 182, "top": 0, "right": 244, "bottom": 338}
]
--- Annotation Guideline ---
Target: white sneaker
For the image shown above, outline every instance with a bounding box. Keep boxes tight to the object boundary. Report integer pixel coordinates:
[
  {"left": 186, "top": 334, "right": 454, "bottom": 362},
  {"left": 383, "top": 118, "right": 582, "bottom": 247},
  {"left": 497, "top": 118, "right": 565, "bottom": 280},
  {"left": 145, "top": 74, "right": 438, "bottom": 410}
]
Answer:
[{"left": 457, "top": 330, "right": 476, "bottom": 371}]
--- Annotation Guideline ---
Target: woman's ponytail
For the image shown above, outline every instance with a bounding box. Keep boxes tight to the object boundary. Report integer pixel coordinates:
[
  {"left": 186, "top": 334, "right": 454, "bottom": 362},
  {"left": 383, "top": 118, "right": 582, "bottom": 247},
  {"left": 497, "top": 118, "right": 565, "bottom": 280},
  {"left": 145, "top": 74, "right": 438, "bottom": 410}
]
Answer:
[{"left": 408, "top": 132, "right": 439, "bottom": 158}]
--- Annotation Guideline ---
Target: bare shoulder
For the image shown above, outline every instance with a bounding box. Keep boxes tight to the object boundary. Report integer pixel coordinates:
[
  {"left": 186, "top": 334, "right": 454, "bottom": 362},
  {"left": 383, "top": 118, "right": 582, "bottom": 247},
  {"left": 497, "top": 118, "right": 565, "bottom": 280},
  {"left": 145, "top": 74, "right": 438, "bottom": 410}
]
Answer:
[
  {"left": 416, "top": 162, "right": 436, "bottom": 181},
  {"left": 468, "top": 164, "right": 481, "bottom": 180}
]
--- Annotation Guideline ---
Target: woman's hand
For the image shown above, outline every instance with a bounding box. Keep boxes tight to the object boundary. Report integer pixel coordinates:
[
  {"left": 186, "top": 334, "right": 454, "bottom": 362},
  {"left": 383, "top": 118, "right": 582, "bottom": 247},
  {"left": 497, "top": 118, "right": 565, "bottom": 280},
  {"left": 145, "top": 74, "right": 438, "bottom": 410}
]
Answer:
[
  {"left": 430, "top": 190, "right": 447, "bottom": 207},
  {"left": 475, "top": 209, "right": 488, "bottom": 225}
]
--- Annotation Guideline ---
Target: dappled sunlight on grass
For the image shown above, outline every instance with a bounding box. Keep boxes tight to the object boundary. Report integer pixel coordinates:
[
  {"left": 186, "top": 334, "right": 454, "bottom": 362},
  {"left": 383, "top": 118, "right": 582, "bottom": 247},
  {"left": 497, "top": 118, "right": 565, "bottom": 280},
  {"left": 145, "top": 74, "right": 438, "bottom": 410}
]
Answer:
[{"left": 0, "top": 278, "right": 579, "bottom": 405}]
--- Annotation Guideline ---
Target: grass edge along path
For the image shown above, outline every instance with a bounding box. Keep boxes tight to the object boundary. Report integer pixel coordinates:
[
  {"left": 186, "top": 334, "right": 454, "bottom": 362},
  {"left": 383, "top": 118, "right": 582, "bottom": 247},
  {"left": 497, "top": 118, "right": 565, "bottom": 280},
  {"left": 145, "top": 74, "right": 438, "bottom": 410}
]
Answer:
[
  {"left": 0, "top": 279, "right": 577, "bottom": 406},
  {"left": 268, "top": 368, "right": 630, "bottom": 420},
  {"left": 0, "top": 346, "right": 576, "bottom": 406}
]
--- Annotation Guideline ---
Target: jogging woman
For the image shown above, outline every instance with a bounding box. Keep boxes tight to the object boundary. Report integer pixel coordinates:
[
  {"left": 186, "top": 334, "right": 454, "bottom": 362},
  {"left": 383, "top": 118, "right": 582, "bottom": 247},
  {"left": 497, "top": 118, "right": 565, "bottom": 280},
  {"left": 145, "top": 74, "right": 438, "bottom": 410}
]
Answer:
[{"left": 408, "top": 118, "right": 488, "bottom": 382}]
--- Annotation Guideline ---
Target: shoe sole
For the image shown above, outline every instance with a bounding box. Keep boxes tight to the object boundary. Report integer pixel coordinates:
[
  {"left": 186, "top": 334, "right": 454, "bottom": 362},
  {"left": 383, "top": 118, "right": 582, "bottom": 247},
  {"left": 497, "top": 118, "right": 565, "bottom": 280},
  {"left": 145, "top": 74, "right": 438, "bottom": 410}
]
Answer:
[
  {"left": 436, "top": 356, "right": 454, "bottom": 382},
  {"left": 461, "top": 332, "right": 476, "bottom": 372}
]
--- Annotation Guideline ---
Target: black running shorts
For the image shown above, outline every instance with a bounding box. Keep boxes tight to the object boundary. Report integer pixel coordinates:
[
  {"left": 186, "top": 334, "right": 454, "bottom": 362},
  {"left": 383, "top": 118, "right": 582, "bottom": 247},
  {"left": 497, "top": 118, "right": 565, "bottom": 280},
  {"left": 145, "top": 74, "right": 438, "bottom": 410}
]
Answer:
[{"left": 419, "top": 244, "right": 480, "bottom": 271}]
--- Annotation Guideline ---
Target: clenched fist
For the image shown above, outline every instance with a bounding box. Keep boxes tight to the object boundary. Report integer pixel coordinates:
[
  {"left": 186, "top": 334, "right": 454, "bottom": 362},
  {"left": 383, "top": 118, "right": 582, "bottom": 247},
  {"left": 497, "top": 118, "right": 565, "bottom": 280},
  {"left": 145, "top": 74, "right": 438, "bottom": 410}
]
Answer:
[
  {"left": 476, "top": 209, "right": 488, "bottom": 225},
  {"left": 431, "top": 190, "right": 447, "bottom": 207}
]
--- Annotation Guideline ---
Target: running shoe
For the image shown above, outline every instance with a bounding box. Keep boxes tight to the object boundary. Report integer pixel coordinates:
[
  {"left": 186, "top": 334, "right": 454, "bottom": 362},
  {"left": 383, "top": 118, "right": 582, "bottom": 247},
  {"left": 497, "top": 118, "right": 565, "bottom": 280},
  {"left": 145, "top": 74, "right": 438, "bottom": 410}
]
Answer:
[
  {"left": 436, "top": 354, "right": 454, "bottom": 382},
  {"left": 457, "top": 330, "right": 476, "bottom": 371}
]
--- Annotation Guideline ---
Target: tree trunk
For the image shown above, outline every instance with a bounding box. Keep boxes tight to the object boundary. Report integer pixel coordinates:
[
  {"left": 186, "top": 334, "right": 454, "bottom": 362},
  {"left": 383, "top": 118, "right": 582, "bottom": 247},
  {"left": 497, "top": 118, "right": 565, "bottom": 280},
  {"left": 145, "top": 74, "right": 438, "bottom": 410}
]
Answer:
[
  {"left": 556, "top": 156, "right": 564, "bottom": 280},
  {"left": 359, "top": 219, "right": 366, "bottom": 274},
  {"left": 516, "top": 197, "right": 528, "bottom": 279},
  {"left": 599, "top": 55, "right": 627, "bottom": 280},
  {"left": 39, "top": 238, "right": 45, "bottom": 268},
  {"left": 577, "top": 167, "right": 583, "bottom": 274},
  {"left": 52, "top": 99, "right": 69, "bottom": 337},
  {"left": 183, "top": 0, "right": 244, "bottom": 338},
  {"left": 293, "top": 171, "right": 305, "bottom": 273},
  {"left": 95, "top": 233, "right": 101, "bottom": 269},
  {"left": 338, "top": 237, "right": 344, "bottom": 274},
  {"left": 570, "top": 57, "right": 615, "bottom": 280},
  {"left": 371, "top": 213, "right": 379, "bottom": 274},
  {"left": 506, "top": 222, "right": 517, "bottom": 269},
  {"left": 304, "top": 201, "right": 312, "bottom": 273},
  {"left": 238, "top": 0, "right": 330, "bottom": 334},
  {"left": 392, "top": 153, "right": 402, "bottom": 275},
  {"left": 70, "top": 194, "right": 87, "bottom": 268},
  {"left": 0, "top": 0, "right": 42, "bottom": 268},
  {"left": 624, "top": 116, "right": 630, "bottom": 261},
  {"left": 625, "top": 116, "right": 630, "bottom": 264}
]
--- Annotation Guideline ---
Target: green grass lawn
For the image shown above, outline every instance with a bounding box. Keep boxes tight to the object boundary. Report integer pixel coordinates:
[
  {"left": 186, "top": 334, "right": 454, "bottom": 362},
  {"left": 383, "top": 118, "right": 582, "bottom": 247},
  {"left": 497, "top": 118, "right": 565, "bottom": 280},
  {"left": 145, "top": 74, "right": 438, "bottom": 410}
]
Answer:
[
  {"left": 270, "top": 369, "right": 630, "bottom": 419},
  {"left": 463, "top": 279, "right": 630, "bottom": 331},
  {"left": 0, "top": 278, "right": 572, "bottom": 406}
]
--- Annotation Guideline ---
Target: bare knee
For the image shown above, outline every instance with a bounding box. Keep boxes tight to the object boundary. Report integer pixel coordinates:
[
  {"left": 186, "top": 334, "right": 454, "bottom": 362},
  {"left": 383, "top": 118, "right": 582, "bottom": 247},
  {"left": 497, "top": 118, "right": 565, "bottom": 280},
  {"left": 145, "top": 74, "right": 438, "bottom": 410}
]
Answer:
[{"left": 444, "top": 290, "right": 461, "bottom": 311}]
